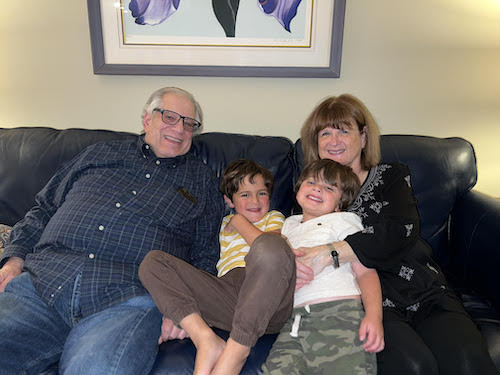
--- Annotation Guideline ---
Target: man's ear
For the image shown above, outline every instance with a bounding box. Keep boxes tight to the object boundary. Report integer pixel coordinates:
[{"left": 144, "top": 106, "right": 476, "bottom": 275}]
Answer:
[
  {"left": 143, "top": 112, "right": 152, "bottom": 132},
  {"left": 224, "top": 195, "right": 235, "bottom": 208}
]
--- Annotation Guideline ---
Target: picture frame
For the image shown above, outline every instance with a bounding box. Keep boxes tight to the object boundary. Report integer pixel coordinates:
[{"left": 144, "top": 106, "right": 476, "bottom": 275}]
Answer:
[{"left": 87, "top": 0, "right": 346, "bottom": 78}]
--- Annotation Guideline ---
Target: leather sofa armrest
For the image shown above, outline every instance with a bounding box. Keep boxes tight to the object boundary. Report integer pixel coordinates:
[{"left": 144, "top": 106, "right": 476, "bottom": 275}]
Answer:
[{"left": 450, "top": 190, "right": 500, "bottom": 311}]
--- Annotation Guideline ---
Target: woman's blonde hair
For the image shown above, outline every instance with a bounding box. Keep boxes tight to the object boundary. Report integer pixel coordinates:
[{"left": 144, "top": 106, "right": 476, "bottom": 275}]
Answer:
[{"left": 300, "top": 94, "right": 381, "bottom": 169}]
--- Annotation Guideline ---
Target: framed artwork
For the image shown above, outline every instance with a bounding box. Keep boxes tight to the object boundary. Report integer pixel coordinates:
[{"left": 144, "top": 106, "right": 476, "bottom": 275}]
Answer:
[{"left": 87, "top": 0, "right": 346, "bottom": 77}]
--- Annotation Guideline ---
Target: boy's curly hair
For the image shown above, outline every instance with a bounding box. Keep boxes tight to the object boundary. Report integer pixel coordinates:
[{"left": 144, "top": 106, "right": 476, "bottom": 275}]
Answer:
[{"left": 220, "top": 159, "right": 274, "bottom": 201}]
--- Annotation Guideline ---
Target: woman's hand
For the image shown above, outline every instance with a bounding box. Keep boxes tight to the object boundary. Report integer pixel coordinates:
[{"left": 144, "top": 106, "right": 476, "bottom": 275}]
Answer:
[
  {"left": 294, "top": 256, "right": 314, "bottom": 290},
  {"left": 293, "top": 245, "right": 331, "bottom": 290},
  {"left": 294, "top": 245, "right": 332, "bottom": 273}
]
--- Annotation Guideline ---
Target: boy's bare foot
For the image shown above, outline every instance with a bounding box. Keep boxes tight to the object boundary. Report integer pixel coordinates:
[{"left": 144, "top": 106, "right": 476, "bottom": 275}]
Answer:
[
  {"left": 179, "top": 313, "right": 227, "bottom": 375},
  {"left": 193, "top": 333, "right": 226, "bottom": 375},
  {"left": 211, "top": 338, "right": 251, "bottom": 375}
]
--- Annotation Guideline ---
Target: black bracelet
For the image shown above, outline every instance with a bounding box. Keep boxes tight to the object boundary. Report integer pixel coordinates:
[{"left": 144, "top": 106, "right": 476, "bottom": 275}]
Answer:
[{"left": 328, "top": 243, "right": 340, "bottom": 269}]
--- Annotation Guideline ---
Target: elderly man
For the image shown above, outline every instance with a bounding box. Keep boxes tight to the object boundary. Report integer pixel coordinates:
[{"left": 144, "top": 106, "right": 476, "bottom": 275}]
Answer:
[{"left": 0, "top": 87, "right": 224, "bottom": 374}]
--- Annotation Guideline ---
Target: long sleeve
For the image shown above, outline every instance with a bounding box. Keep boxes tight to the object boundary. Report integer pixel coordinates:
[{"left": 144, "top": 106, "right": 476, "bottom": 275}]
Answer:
[
  {"left": 346, "top": 164, "right": 421, "bottom": 270},
  {"left": 1, "top": 147, "right": 91, "bottom": 265},
  {"left": 1, "top": 137, "right": 228, "bottom": 317},
  {"left": 346, "top": 163, "right": 448, "bottom": 310}
]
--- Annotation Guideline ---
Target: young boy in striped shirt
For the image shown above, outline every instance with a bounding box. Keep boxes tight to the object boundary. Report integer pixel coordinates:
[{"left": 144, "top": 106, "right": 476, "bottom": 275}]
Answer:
[{"left": 139, "top": 159, "right": 295, "bottom": 375}]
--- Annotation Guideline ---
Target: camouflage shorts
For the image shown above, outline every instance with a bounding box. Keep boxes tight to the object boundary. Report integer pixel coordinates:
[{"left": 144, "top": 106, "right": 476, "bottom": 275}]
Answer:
[{"left": 262, "top": 299, "right": 376, "bottom": 375}]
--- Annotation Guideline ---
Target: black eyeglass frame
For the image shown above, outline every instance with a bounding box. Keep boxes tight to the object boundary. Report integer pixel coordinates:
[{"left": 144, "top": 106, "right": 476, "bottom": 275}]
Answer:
[{"left": 153, "top": 108, "right": 201, "bottom": 132}]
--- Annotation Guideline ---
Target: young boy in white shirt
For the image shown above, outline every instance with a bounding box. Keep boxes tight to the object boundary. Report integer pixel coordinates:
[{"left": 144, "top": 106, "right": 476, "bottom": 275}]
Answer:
[{"left": 263, "top": 159, "right": 384, "bottom": 375}]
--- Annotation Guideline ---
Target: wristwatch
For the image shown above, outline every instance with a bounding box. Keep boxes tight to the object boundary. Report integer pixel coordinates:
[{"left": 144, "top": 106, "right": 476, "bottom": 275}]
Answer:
[{"left": 327, "top": 243, "right": 340, "bottom": 269}]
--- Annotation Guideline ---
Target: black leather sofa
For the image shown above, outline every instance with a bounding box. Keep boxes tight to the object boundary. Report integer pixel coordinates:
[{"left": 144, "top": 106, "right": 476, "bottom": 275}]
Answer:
[{"left": 0, "top": 127, "right": 499, "bottom": 374}]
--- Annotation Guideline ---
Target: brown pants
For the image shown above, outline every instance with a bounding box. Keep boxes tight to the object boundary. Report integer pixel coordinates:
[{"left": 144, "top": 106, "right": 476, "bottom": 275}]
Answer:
[{"left": 139, "top": 233, "right": 296, "bottom": 347}]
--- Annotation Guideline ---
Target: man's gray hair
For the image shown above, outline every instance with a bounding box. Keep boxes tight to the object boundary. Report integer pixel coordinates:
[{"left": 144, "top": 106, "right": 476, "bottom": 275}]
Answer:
[{"left": 142, "top": 87, "right": 203, "bottom": 132}]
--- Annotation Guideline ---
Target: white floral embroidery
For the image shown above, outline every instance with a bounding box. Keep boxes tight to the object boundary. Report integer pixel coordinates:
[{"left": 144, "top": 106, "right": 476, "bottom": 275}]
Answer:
[
  {"left": 406, "top": 302, "right": 420, "bottom": 312},
  {"left": 370, "top": 201, "right": 383, "bottom": 214},
  {"left": 405, "top": 224, "right": 413, "bottom": 237},
  {"left": 383, "top": 298, "right": 395, "bottom": 308},
  {"left": 399, "top": 265, "right": 414, "bottom": 281},
  {"left": 426, "top": 262, "right": 439, "bottom": 274},
  {"left": 404, "top": 175, "right": 411, "bottom": 188},
  {"left": 356, "top": 207, "right": 368, "bottom": 219},
  {"left": 362, "top": 226, "right": 374, "bottom": 234},
  {"left": 370, "top": 201, "right": 389, "bottom": 213},
  {"left": 349, "top": 164, "right": 392, "bottom": 216}
]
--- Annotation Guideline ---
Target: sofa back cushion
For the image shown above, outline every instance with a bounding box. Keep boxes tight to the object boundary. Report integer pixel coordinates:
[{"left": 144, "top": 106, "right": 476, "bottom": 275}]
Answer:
[
  {"left": 294, "top": 135, "right": 477, "bottom": 267},
  {"left": 0, "top": 127, "right": 136, "bottom": 226},
  {"left": 0, "top": 127, "right": 295, "bottom": 226},
  {"left": 191, "top": 132, "right": 295, "bottom": 217}
]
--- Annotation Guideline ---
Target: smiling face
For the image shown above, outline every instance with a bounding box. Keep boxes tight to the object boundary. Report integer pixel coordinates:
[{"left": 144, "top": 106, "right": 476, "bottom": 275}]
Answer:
[
  {"left": 143, "top": 93, "right": 195, "bottom": 158},
  {"left": 296, "top": 174, "right": 342, "bottom": 222},
  {"left": 224, "top": 174, "right": 270, "bottom": 223},
  {"left": 317, "top": 120, "right": 366, "bottom": 176}
]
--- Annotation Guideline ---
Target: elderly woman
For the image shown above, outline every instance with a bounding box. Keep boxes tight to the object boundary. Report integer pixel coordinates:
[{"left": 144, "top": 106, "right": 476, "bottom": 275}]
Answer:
[{"left": 294, "top": 94, "right": 496, "bottom": 375}]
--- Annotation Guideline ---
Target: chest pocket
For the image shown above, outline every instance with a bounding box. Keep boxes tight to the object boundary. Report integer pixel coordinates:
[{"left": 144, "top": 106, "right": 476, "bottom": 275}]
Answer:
[{"left": 134, "top": 184, "right": 204, "bottom": 228}]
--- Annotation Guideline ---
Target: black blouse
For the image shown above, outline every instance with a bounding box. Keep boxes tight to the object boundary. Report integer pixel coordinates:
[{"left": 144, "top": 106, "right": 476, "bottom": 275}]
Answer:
[{"left": 346, "top": 163, "right": 448, "bottom": 312}]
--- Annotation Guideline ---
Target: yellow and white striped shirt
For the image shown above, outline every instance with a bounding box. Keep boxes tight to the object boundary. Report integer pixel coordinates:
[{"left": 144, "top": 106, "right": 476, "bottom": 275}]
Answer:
[{"left": 216, "top": 210, "right": 285, "bottom": 277}]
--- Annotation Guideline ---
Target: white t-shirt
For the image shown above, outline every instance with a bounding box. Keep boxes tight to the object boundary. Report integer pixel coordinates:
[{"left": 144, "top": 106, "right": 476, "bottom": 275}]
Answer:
[{"left": 282, "top": 212, "right": 363, "bottom": 307}]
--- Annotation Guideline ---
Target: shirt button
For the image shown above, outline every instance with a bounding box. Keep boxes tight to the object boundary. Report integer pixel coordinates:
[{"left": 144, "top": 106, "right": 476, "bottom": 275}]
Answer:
[
  {"left": 115, "top": 202, "right": 121, "bottom": 208},
  {"left": 57, "top": 286, "right": 62, "bottom": 290},
  {"left": 145, "top": 173, "right": 151, "bottom": 179},
  {"left": 98, "top": 225, "right": 104, "bottom": 231},
  {"left": 132, "top": 190, "right": 137, "bottom": 195},
  {"left": 145, "top": 144, "right": 150, "bottom": 149},
  {"left": 156, "top": 160, "right": 161, "bottom": 165},
  {"left": 50, "top": 293, "right": 55, "bottom": 298},
  {"left": 89, "top": 253, "right": 95, "bottom": 259}
]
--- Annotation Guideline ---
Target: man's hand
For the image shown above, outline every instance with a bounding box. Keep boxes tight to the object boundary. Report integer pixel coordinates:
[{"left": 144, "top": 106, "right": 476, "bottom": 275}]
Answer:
[
  {"left": 158, "top": 316, "right": 189, "bottom": 345},
  {"left": 0, "top": 257, "right": 24, "bottom": 292}
]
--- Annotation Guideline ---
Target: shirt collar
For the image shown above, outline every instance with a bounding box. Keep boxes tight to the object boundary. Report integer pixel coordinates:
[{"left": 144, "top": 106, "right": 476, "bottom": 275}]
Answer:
[{"left": 136, "top": 134, "right": 189, "bottom": 166}]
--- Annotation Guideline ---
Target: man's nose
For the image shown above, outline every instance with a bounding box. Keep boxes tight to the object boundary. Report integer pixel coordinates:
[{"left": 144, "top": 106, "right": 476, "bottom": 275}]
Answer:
[{"left": 171, "top": 120, "right": 185, "bottom": 132}]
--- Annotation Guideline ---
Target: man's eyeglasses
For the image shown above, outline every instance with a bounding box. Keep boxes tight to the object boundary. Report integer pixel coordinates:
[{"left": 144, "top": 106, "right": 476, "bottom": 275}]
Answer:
[{"left": 153, "top": 108, "right": 201, "bottom": 132}]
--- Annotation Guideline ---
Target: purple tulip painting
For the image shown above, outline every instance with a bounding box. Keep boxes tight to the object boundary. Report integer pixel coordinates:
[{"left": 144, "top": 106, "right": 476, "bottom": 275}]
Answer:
[
  {"left": 129, "top": 0, "right": 180, "bottom": 26},
  {"left": 258, "top": 0, "right": 302, "bottom": 32},
  {"left": 128, "top": 0, "right": 303, "bottom": 37}
]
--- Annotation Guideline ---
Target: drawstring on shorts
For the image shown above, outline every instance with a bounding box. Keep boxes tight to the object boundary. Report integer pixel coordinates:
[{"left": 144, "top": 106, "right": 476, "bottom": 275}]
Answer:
[{"left": 290, "top": 305, "right": 310, "bottom": 337}]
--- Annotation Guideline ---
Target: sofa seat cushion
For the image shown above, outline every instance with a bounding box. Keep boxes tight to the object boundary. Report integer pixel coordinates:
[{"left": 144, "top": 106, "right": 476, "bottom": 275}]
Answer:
[{"left": 150, "top": 328, "right": 278, "bottom": 374}]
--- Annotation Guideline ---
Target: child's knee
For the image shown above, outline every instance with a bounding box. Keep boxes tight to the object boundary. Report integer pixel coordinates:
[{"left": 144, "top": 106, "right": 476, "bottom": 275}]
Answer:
[{"left": 249, "top": 233, "right": 293, "bottom": 268}]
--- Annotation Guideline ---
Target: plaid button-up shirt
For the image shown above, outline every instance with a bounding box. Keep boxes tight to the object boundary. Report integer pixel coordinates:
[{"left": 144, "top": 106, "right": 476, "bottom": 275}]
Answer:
[{"left": 1, "top": 136, "right": 224, "bottom": 317}]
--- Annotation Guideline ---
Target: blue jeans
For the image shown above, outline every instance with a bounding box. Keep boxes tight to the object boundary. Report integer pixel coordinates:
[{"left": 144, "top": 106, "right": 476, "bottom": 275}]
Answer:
[{"left": 0, "top": 272, "right": 162, "bottom": 375}]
